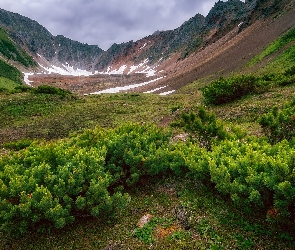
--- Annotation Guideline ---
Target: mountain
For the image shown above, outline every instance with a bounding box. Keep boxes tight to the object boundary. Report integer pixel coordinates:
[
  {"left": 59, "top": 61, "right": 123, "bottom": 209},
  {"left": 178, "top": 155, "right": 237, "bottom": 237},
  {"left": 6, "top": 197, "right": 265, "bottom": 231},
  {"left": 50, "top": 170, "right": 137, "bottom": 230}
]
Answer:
[
  {"left": 0, "top": 8, "right": 104, "bottom": 71},
  {"left": 0, "top": 0, "right": 294, "bottom": 94}
]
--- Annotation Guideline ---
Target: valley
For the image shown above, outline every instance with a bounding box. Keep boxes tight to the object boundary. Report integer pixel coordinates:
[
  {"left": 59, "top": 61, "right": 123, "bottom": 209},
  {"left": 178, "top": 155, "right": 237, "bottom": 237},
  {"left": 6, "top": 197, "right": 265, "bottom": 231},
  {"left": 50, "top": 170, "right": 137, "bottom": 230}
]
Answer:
[{"left": 1, "top": 0, "right": 295, "bottom": 249}]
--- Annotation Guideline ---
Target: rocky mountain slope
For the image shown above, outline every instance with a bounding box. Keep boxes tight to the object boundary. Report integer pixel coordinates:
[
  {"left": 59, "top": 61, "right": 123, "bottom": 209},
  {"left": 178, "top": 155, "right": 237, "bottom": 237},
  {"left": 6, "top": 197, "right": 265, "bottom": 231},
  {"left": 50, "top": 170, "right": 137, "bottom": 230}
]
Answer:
[{"left": 0, "top": 0, "right": 294, "bottom": 94}]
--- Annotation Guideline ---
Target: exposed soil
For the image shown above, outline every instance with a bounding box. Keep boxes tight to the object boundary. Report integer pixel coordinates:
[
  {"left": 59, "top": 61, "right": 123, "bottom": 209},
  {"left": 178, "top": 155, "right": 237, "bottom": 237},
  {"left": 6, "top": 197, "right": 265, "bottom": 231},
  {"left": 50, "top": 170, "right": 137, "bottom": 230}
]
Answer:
[
  {"left": 146, "top": 7, "right": 295, "bottom": 94},
  {"left": 28, "top": 73, "right": 157, "bottom": 95}
]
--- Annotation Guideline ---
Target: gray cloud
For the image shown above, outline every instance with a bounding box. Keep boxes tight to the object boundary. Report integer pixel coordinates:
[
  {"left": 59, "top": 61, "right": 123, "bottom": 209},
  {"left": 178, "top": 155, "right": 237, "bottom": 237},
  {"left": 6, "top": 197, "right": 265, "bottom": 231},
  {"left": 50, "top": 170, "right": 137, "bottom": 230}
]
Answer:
[{"left": 0, "top": 0, "right": 221, "bottom": 50}]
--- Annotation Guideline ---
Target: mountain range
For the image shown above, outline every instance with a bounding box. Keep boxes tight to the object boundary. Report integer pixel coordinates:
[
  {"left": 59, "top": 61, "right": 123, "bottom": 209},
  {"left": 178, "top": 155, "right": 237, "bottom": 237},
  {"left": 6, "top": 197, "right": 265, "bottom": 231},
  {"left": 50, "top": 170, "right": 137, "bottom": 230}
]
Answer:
[{"left": 0, "top": 0, "right": 294, "bottom": 94}]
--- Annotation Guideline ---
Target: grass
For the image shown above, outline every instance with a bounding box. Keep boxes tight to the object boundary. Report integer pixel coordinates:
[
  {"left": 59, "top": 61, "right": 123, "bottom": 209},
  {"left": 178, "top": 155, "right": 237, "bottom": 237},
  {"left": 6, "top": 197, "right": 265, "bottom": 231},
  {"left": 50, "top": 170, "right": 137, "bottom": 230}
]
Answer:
[
  {"left": 1, "top": 80, "right": 295, "bottom": 145},
  {"left": 248, "top": 27, "right": 295, "bottom": 68},
  {"left": 0, "top": 76, "right": 20, "bottom": 90},
  {"left": 247, "top": 27, "right": 295, "bottom": 74},
  {"left": 0, "top": 59, "right": 23, "bottom": 84},
  {"left": 0, "top": 91, "right": 198, "bottom": 145}
]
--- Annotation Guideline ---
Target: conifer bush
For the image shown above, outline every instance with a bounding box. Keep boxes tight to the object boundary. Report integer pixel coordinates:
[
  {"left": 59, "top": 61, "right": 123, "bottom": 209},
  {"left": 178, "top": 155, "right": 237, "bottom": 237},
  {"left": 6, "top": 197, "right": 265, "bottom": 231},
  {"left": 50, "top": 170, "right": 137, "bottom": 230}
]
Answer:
[
  {"left": 202, "top": 75, "right": 258, "bottom": 105},
  {"left": 259, "top": 98, "right": 295, "bottom": 143},
  {"left": 1, "top": 113, "right": 295, "bottom": 236},
  {"left": 171, "top": 106, "right": 245, "bottom": 150},
  {"left": 0, "top": 138, "right": 129, "bottom": 236},
  {"left": 202, "top": 74, "right": 273, "bottom": 105}
]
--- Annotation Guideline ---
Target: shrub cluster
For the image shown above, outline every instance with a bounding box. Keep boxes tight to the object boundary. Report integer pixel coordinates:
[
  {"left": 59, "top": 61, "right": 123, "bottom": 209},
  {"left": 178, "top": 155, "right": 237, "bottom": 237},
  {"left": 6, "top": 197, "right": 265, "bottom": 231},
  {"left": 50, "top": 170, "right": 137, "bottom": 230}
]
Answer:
[
  {"left": 171, "top": 106, "right": 245, "bottom": 150},
  {"left": 33, "top": 85, "right": 71, "bottom": 97},
  {"left": 202, "top": 70, "right": 295, "bottom": 105},
  {"left": 260, "top": 98, "right": 295, "bottom": 144},
  {"left": 0, "top": 124, "right": 174, "bottom": 235},
  {"left": 1, "top": 107, "right": 295, "bottom": 236},
  {"left": 202, "top": 74, "right": 267, "bottom": 105}
]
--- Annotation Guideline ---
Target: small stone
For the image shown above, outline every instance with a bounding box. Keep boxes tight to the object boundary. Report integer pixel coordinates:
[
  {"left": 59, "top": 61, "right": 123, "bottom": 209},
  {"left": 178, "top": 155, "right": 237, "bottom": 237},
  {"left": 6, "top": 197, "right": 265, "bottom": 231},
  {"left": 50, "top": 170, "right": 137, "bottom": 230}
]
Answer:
[{"left": 138, "top": 214, "right": 153, "bottom": 228}]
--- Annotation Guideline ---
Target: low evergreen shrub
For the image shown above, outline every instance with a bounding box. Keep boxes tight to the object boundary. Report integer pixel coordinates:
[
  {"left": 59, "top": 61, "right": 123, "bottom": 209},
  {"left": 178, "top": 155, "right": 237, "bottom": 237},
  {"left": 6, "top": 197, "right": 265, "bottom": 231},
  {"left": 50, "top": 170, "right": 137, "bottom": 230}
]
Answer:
[{"left": 259, "top": 98, "right": 295, "bottom": 144}]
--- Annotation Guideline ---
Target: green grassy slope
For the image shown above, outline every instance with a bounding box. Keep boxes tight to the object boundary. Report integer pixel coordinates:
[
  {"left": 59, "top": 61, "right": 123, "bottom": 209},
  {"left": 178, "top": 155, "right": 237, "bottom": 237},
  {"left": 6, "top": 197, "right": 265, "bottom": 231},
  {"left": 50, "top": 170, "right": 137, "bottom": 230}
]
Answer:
[
  {"left": 0, "top": 76, "right": 295, "bottom": 249},
  {"left": 0, "top": 27, "right": 37, "bottom": 89},
  {"left": 0, "top": 59, "right": 23, "bottom": 86},
  {"left": 247, "top": 27, "right": 295, "bottom": 74},
  {"left": 0, "top": 27, "right": 36, "bottom": 67}
]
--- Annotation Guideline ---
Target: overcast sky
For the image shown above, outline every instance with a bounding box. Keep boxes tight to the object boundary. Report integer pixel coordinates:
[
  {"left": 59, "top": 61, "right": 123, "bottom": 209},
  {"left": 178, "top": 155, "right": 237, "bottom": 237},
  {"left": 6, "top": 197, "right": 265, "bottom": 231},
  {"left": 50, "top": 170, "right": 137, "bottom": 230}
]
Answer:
[{"left": 1, "top": 0, "right": 225, "bottom": 50}]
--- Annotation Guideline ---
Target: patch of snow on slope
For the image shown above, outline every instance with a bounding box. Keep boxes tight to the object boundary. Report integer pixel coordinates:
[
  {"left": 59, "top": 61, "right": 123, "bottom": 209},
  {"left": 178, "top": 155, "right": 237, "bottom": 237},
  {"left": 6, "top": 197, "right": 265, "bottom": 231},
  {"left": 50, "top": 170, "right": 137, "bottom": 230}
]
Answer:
[
  {"left": 144, "top": 86, "right": 167, "bottom": 93},
  {"left": 128, "top": 59, "right": 149, "bottom": 74},
  {"left": 39, "top": 63, "right": 94, "bottom": 76},
  {"left": 23, "top": 73, "right": 34, "bottom": 86},
  {"left": 142, "top": 68, "right": 157, "bottom": 77},
  {"left": 139, "top": 43, "right": 147, "bottom": 50},
  {"left": 159, "top": 90, "right": 175, "bottom": 95},
  {"left": 90, "top": 77, "right": 164, "bottom": 94},
  {"left": 104, "top": 65, "right": 127, "bottom": 75}
]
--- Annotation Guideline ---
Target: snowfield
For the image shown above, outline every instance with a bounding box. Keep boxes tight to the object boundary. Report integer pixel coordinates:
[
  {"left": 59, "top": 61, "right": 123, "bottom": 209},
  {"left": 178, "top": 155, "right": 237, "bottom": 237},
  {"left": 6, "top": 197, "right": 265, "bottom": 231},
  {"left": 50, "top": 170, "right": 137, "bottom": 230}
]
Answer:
[
  {"left": 23, "top": 73, "right": 34, "bottom": 86},
  {"left": 23, "top": 56, "right": 172, "bottom": 94},
  {"left": 89, "top": 77, "right": 164, "bottom": 94},
  {"left": 39, "top": 64, "right": 95, "bottom": 76}
]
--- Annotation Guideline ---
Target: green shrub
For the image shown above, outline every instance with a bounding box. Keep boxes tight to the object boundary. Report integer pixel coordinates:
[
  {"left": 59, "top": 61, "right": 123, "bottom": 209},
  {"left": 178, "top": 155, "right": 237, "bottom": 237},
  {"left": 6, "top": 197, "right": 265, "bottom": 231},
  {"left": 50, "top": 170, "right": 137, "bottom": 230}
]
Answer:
[
  {"left": 1, "top": 120, "right": 295, "bottom": 236},
  {"left": 208, "top": 139, "right": 295, "bottom": 225},
  {"left": 3, "top": 139, "right": 34, "bottom": 151},
  {"left": 33, "top": 85, "right": 71, "bottom": 97},
  {"left": 13, "top": 85, "right": 32, "bottom": 93},
  {"left": 259, "top": 98, "right": 295, "bottom": 143},
  {"left": 171, "top": 106, "right": 245, "bottom": 150},
  {"left": 73, "top": 123, "right": 173, "bottom": 188},
  {"left": 0, "top": 139, "right": 129, "bottom": 236},
  {"left": 202, "top": 75, "right": 268, "bottom": 105}
]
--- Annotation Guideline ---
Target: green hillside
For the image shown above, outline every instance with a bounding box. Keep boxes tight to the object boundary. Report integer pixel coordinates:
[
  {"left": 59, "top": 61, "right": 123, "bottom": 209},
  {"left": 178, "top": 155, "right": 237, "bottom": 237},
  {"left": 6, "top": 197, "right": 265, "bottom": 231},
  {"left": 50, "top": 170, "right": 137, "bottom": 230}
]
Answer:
[
  {"left": 1, "top": 69, "right": 295, "bottom": 249},
  {"left": 0, "top": 27, "right": 36, "bottom": 67},
  {"left": 248, "top": 27, "right": 295, "bottom": 73},
  {"left": 0, "top": 59, "right": 23, "bottom": 88}
]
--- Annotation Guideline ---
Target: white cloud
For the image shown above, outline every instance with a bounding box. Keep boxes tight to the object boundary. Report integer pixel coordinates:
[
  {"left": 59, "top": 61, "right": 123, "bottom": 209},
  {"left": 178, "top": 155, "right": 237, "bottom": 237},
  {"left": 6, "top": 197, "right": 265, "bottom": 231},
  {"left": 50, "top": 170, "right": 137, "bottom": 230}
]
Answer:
[{"left": 0, "top": 0, "right": 220, "bottom": 50}]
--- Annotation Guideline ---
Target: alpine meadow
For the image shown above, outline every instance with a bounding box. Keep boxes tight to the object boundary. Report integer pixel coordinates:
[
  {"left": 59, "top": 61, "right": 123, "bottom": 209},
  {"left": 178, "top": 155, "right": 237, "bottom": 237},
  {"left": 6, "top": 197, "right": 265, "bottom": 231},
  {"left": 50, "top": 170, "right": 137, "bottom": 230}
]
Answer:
[{"left": 1, "top": 0, "right": 295, "bottom": 249}]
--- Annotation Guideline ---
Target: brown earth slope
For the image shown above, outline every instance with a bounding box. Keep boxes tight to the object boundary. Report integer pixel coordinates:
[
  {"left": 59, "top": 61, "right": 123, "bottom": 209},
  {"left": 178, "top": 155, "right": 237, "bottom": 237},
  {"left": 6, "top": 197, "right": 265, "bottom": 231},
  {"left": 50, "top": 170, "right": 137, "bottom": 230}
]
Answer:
[{"left": 136, "top": 6, "right": 295, "bottom": 94}]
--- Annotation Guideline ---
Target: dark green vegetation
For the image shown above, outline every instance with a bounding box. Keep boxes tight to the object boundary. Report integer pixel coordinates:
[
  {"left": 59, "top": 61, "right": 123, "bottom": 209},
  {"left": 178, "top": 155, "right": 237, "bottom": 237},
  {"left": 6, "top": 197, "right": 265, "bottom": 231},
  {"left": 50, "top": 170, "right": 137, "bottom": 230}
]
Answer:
[
  {"left": 202, "top": 70, "right": 295, "bottom": 105},
  {"left": 0, "top": 28, "right": 36, "bottom": 68},
  {"left": 1, "top": 76, "right": 295, "bottom": 248},
  {"left": 0, "top": 59, "right": 23, "bottom": 86}
]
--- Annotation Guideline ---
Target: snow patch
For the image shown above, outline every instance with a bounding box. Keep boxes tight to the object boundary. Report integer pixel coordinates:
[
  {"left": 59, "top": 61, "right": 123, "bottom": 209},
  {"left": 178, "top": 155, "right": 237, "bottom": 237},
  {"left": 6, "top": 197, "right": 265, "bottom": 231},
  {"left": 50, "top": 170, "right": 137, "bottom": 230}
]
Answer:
[
  {"left": 144, "top": 86, "right": 167, "bottom": 93},
  {"left": 128, "top": 59, "right": 149, "bottom": 74},
  {"left": 39, "top": 63, "right": 94, "bottom": 76},
  {"left": 139, "top": 43, "right": 147, "bottom": 50},
  {"left": 159, "top": 90, "right": 175, "bottom": 95},
  {"left": 103, "top": 65, "right": 127, "bottom": 75},
  {"left": 23, "top": 73, "right": 34, "bottom": 86},
  {"left": 90, "top": 77, "right": 164, "bottom": 94}
]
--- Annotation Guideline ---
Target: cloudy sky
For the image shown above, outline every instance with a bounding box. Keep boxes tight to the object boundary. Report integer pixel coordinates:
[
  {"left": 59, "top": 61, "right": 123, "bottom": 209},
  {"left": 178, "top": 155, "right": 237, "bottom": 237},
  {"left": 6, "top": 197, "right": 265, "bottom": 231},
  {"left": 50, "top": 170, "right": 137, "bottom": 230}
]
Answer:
[{"left": 1, "top": 0, "right": 222, "bottom": 50}]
